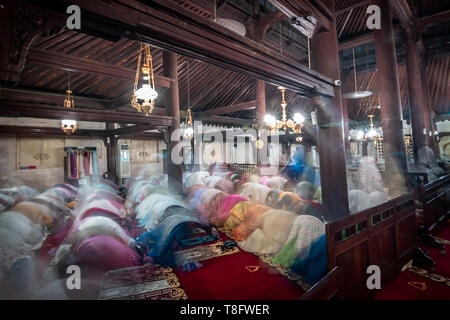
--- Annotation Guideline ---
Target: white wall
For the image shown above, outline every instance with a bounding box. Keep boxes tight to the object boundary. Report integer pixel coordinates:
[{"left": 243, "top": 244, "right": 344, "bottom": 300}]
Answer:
[{"left": 0, "top": 118, "right": 165, "bottom": 191}]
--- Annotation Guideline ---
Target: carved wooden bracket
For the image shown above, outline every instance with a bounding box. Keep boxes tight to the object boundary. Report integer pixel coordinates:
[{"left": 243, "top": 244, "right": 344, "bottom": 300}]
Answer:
[
  {"left": 0, "top": 0, "right": 65, "bottom": 83},
  {"left": 156, "top": 126, "right": 170, "bottom": 145},
  {"left": 102, "top": 135, "right": 119, "bottom": 148}
]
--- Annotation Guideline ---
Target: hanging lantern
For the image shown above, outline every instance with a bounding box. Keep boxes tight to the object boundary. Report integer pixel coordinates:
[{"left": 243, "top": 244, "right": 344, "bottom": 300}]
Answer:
[
  {"left": 343, "top": 48, "right": 372, "bottom": 99},
  {"left": 183, "top": 61, "right": 194, "bottom": 140},
  {"left": 255, "top": 139, "right": 264, "bottom": 150},
  {"left": 184, "top": 108, "right": 194, "bottom": 140},
  {"left": 61, "top": 120, "right": 78, "bottom": 134},
  {"left": 131, "top": 44, "right": 158, "bottom": 116},
  {"left": 63, "top": 72, "right": 75, "bottom": 109}
]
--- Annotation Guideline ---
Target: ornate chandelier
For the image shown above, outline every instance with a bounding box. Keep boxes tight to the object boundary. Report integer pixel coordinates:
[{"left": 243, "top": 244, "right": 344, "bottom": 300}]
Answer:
[
  {"left": 61, "top": 119, "right": 78, "bottom": 134},
  {"left": 364, "top": 115, "right": 381, "bottom": 140},
  {"left": 131, "top": 44, "right": 158, "bottom": 116},
  {"left": 63, "top": 72, "right": 75, "bottom": 109},
  {"left": 264, "top": 86, "right": 304, "bottom": 135}
]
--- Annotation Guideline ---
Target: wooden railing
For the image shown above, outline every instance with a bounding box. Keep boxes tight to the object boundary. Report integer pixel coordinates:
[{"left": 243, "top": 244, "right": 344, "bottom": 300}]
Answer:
[
  {"left": 228, "top": 163, "right": 257, "bottom": 174},
  {"left": 326, "top": 192, "right": 416, "bottom": 299},
  {"left": 418, "top": 174, "right": 450, "bottom": 232}
]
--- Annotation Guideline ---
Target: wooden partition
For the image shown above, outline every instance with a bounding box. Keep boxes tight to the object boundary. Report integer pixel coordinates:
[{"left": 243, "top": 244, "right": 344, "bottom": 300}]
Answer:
[
  {"left": 418, "top": 175, "right": 450, "bottom": 232},
  {"left": 300, "top": 266, "right": 344, "bottom": 300},
  {"left": 326, "top": 193, "right": 416, "bottom": 299}
]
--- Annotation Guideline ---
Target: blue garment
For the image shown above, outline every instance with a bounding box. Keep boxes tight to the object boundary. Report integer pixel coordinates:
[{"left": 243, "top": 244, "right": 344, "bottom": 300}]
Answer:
[
  {"left": 281, "top": 146, "right": 306, "bottom": 180},
  {"left": 135, "top": 215, "right": 214, "bottom": 266},
  {"left": 291, "top": 235, "right": 327, "bottom": 286},
  {"left": 302, "top": 166, "right": 321, "bottom": 190}
]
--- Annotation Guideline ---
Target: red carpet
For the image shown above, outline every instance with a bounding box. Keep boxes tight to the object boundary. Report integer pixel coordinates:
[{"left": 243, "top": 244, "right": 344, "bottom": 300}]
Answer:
[
  {"left": 374, "top": 219, "right": 450, "bottom": 300},
  {"left": 173, "top": 230, "right": 305, "bottom": 300},
  {"left": 373, "top": 269, "right": 449, "bottom": 300},
  {"left": 174, "top": 249, "right": 305, "bottom": 300}
]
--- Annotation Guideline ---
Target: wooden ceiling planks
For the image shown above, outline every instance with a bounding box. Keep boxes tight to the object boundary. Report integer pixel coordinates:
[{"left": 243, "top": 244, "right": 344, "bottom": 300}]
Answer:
[{"left": 28, "top": 0, "right": 334, "bottom": 96}]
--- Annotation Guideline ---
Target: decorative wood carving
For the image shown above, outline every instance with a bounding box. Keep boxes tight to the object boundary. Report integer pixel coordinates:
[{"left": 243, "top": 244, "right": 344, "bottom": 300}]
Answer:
[{"left": 0, "top": 0, "right": 65, "bottom": 82}]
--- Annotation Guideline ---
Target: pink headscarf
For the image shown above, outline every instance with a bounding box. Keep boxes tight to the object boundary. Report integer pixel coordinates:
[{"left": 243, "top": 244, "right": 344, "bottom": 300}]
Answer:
[
  {"left": 211, "top": 194, "right": 248, "bottom": 227},
  {"left": 259, "top": 176, "right": 270, "bottom": 187}
]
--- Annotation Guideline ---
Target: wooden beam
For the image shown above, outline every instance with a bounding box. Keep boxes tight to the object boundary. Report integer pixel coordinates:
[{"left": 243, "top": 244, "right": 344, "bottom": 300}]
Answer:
[
  {"left": 0, "top": 124, "right": 164, "bottom": 139},
  {"left": 1, "top": 88, "right": 107, "bottom": 109},
  {"left": 202, "top": 100, "right": 256, "bottom": 116},
  {"left": 335, "top": 0, "right": 369, "bottom": 15},
  {"left": 255, "top": 10, "right": 285, "bottom": 42},
  {"left": 339, "top": 10, "right": 450, "bottom": 51},
  {"left": 391, "top": 0, "right": 416, "bottom": 29},
  {"left": 105, "top": 124, "right": 156, "bottom": 136},
  {"left": 194, "top": 114, "right": 253, "bottom": 126},
  {"left": 2, "top": 87, "right": 169, "bottom": 115},
  {"left": 29, "top": 0, "right": 334, "bottom": 97},
  {"left": 28, "top": 48, "right": 173, "bottom": 88},
  {"left": 338, "top": 8, "right": 353, "bottom": 39},
  {"left": 0, "top": 101, "right": 173, "bottom": 126},
  {"left": 0, "top": 125, "right": 104, "bottom": 137},
  {"left": 417, "top": 10, "right": 450, "bottom": 33}
]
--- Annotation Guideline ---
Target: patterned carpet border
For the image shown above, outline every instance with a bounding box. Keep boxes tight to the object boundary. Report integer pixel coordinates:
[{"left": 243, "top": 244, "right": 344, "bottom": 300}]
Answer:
[{"left": 98, "top": 264, "right": 188, "bottom": 300}]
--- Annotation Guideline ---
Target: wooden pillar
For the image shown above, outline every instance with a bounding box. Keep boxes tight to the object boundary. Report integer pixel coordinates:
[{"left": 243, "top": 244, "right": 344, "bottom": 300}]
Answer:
[
  {"left": 372, "top": 0, "right": 409, "bottom": 196},
  {"left": 255, "top": 80, "right": 266, "bottom": 129},
  {"left": 163, "top": 50, "right": 183, "bottom": 185},
  {"left": 404, "top": 27, "right": 433, "bottom": 163},
  {"left": 105, "top": 122, "right": 117, "bottom": 183},
  {"left": 420, "top": 57, "right": 434, "bottom": 148},
  {"left": 311, "top": 1, "right": 350, "bottom": 221}
]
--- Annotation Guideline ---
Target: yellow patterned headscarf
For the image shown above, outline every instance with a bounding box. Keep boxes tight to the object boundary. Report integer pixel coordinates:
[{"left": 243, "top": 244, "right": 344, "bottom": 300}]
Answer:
[{"left": 223, "top": 201, "right": 252, "bottom": 233}]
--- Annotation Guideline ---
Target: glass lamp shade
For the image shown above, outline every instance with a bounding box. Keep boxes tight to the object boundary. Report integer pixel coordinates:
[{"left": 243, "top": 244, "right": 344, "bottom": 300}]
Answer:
[
  {"left": 135, "top": 84, "right": 158, "bottom": 101},
  {"left": 356, "top": 130, "right": 365, "bottom": 140},
  {"left": 255, "top": 139, "right": 264, "bottom": 149},
  {"left": 184, "top": 126, "right": 194, "bottom": 139},
  {"left": 264, "top": 114, "right": 277, "bottom": 126},
  {"left": 293, "top": 113, "right": 305, "bottom": 124},
  {"left": 342, "top": 91, "right": 373, "bottom": 99},
  {"left": 61, "top": 120, "right": 78, "bottom": 134},
  {"left": 365, "top": 128, "right": 378, "bottom": 139}
]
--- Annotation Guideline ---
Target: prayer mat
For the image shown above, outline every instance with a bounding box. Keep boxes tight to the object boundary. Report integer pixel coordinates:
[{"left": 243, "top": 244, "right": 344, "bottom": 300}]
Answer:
[
  {"left": 98, "top": 264, "right": 188, "bottom": 300},
  {"left": 175, "top": 241, "right": 239, "bottom": 265}
]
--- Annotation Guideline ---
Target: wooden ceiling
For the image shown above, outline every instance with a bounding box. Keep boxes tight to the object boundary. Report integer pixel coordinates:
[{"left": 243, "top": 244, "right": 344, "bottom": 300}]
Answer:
[
  {"left": 1, "top": 0, "right": 449, "bottom": 126},
  {"left": 336, "top": 0, "right": 450, "bottom": 123}
]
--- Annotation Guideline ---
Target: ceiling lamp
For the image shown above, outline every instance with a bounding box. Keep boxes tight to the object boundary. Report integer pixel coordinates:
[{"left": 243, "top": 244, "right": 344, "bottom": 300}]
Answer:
[
  {"left": 264, "top": 86, "right": 305, "bottom": 135},
  {"left": 61, "top": 120, "right": 78, "bottom": 135},
  {"left": 131, "top": 44, "right": 158, "bottom": 116},
  {"left": 216, "top": 18, "right": 246, "bottom": 36},
  {"left": 63, "top": 72, "right": 75, "bottom": 109},
  {"left": 343, "top": 48, "right": 372, "bottom": 99},
  {"left": 364, "top": 115, "right": 381, "bottom": 140},
  {"left": 184, "top": 108, "right": 194, "bottom": 140},
  {"left": 212, "top": 0, "right": 246, "bottom": 37},
  {"left": 183, "top": 61, "right": 194, "bottom": 140}
]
